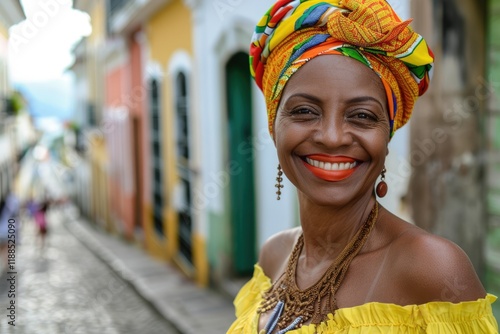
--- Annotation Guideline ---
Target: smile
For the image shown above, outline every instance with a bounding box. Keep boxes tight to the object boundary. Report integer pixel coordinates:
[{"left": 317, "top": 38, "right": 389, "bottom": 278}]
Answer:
[
  {"left": 302, "top": 155, "right": 359, "bottom": 182},
  {"left": 305, "top": 158, "right": 358, "bottom": 171}
]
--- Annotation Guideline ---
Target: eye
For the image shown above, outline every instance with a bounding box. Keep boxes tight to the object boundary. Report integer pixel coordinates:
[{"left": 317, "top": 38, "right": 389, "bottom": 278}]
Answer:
[
  {"left": 288, "top": 106, "right": 320, "bottom": 117},
  {"left": 356, "top": 112, "right": 373, "bottom": 119},
  {"left": 349, "top": 110, "right": 377, "bottom": 121},
  {"left": 292, "top": 108, "right": 314, "bottom": 115}
]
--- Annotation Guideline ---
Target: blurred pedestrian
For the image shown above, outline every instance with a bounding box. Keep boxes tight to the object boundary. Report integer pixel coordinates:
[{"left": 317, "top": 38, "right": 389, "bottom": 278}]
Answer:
[
  {"left": 33, "top": 198, "right": 50, "bottom": 249},
  {"left": 0, "top": 190, "right": 20, "bottom": 273}
]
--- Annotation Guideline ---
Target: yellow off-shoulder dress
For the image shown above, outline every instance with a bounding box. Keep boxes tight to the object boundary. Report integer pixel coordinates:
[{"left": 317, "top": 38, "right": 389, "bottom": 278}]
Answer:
[{"left": 227, "top": 265, "right": 499, "bottom": 334}]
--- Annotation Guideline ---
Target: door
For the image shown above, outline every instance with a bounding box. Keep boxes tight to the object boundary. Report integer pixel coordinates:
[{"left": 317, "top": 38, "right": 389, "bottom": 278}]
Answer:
[
  {"left": 149, "top": 79, "right": 165, "bottom": 236},
  {"left": 175, "top": 72, "right": 194, "bottom": 265},
  {"left": 226, "top": 52, "right": 256, "bottom": 275}
]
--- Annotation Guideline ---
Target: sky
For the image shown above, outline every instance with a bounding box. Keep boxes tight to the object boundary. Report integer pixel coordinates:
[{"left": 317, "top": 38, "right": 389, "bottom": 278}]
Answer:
[{"left": 7, "top": 0, "right": 91, "bottom": 123}]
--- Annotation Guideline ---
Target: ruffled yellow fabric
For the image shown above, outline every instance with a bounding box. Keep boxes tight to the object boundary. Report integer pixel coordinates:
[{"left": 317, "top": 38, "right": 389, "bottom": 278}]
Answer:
[{"left": 227, "top": 265, "right": 499, "bottom": 334}]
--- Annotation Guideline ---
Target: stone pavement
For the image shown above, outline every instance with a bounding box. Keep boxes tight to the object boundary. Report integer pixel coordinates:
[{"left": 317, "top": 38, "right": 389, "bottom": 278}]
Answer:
[
  {"left": 0, "top": 209, "right": 180, "bottom": 334},
  {"left": 62, "top": 204, "right": 237, "bottom": 334}
]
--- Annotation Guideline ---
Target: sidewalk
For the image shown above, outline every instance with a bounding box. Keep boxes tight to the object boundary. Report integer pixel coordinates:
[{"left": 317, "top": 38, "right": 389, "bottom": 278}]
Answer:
[{"left": 61, "top": 204, "right": 237, "bottom": 334}]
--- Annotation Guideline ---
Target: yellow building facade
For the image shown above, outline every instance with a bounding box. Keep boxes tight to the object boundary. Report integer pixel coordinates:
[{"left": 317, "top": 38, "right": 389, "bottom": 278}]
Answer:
[
  {"left": 145, "top": 0, "right": 208, "bottom": 286},
  {"left": 89, "top": 3, "right": 112, "bottom": 234},
  {"left": 82, "top": 1, "right": 112, "bottom": 234}
]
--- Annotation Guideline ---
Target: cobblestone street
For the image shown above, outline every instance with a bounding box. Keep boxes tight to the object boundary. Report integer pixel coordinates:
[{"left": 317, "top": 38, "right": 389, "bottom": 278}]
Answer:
[{"left": 0, "top": 209, "right": 179, "bottom": 334}]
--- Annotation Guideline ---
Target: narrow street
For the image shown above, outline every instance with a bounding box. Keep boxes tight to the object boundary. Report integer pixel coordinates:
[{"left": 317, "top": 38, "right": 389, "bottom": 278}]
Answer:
[{"left": 0, "top": 209, "right": 179, "bottom": 334}]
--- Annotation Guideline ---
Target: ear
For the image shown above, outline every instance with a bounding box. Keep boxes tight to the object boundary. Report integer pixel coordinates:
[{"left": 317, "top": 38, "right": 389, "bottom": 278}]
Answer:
[{"left": 386, "top": 146, "right": 390, "bottom": 157}]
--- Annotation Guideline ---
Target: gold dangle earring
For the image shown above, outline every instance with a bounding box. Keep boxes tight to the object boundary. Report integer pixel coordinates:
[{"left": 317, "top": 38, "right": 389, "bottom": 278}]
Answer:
[
  {"left": 275, "top": 164, "right": 284, "bottom": 200},
  {"left": 376, "top": 167, "right": 388, "bottom": 198}
]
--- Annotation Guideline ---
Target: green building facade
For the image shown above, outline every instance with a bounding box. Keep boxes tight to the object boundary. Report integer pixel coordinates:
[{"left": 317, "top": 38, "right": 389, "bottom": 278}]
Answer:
[{"left": 487, "top": 0, "right": 500, "bottom": 320}]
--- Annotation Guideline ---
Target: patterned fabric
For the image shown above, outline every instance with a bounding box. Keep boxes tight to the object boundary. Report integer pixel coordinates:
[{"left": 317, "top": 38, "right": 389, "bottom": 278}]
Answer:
[{"left": 250, "top": 0, "right": 435, "bottom": 138}]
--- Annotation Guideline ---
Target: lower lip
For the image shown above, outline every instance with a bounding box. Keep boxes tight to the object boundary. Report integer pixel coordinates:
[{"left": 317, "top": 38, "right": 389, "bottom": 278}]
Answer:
[{"left": 302, "top": 160, "right": 358, "bottom": 182}]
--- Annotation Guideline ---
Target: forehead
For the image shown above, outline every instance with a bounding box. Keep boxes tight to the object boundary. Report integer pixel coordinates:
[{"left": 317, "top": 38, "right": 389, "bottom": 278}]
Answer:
[{"left": 281, "top": 55, "right": 386, "bottom": 102}]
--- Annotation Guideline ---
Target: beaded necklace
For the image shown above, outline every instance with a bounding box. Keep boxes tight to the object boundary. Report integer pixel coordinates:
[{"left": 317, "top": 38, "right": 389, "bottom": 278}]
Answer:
[{"left": 257, "top": 202, "right": 379, "bottom": 334}]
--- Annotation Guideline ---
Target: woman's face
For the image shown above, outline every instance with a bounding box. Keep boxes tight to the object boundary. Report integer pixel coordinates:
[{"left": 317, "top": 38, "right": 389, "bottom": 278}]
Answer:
[{"left": 274, "top": 55, "right": 390, "bottom": 206}]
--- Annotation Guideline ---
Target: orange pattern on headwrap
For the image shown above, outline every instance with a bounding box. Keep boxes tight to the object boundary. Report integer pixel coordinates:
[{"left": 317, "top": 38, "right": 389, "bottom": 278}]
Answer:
[{"left": 250, "top": 0, "right": 434, "bottom": 137}]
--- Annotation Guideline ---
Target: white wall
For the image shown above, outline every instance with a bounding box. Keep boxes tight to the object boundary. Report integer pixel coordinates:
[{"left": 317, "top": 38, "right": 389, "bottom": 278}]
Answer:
[
  {"left": 191, "top": 0, "right": 294, "bottom": 250},
  {"left": 378, "top": 0, "right": 413, "bottom": 221}
]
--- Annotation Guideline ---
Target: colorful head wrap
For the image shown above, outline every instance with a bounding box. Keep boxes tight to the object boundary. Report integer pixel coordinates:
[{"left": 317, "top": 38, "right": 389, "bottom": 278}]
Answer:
[{"left": 250, "top": 0, "right": 434, "bottom": 138}]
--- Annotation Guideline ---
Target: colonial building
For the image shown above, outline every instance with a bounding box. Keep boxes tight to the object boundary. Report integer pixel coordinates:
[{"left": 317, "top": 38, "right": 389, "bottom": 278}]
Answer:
[
  {"left": 0, "top": 0, "right": 27, "bottom": 204},
  {"left": 72, "top": 0, "right": 110, "bottom": 232}
]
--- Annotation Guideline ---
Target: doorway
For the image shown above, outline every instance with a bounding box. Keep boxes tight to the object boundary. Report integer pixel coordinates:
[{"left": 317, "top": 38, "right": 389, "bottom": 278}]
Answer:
[{"left": 225, "top": 52, "right": 256, "bottom": 275}]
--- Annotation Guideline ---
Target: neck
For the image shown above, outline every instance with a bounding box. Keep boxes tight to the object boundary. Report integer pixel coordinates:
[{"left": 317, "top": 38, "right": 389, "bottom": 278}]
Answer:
[{"left": 298, "top": 192, "right": 377, "bottom": 267}]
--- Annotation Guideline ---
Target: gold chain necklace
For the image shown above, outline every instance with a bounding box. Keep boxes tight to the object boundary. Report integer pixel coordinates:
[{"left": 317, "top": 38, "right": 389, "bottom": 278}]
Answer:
[{"left": 257, "top": 202, "right": 379, "bottom": 332}]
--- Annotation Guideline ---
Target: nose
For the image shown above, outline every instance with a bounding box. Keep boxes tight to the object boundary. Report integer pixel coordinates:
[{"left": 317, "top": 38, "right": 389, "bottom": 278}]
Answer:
[{"left": 311, "top": 113, "right": 353, "bottom": 148}]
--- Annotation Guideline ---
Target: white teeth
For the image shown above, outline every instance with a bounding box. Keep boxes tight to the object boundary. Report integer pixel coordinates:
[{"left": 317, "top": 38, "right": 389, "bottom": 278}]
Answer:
[{"left": 306, "top": 158, "right": 358, "bottom": 171}]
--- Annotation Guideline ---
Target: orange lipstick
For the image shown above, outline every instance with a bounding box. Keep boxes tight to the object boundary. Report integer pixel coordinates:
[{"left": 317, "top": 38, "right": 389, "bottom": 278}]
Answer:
[{"left": 302, "top": 155, "right": 358, "bottom": 182}]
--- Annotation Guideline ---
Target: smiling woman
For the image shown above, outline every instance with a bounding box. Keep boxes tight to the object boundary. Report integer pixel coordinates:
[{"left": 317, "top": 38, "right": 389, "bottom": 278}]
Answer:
[{"left": 227, "top": 0, "right": 499, "bottom": 333}]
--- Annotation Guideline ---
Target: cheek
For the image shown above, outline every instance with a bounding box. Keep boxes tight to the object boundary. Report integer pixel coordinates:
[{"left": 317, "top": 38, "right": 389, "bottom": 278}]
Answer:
[
  {"left": 274, "top": 130, "right": 291, "bottom": 159},
  {"left": 359, "top": 128, "right": 390, "bottom": 157},
  {"left": 273, "top": 116, "right": 294, "bottom": 149}
]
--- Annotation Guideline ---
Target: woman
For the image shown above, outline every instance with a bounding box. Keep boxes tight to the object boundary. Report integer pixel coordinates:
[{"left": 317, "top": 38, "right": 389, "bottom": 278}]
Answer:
[{"left": 227, "top": 0, "right": 498, "bottom": 333}]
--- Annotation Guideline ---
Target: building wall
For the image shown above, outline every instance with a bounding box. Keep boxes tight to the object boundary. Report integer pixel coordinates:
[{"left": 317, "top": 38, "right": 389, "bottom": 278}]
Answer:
[
  {"left": 129, "top": 30, "right": 146, "bottom": 238},
  {"left": 145, "top": 0, "right": 196, "bottom": 268},
  {"left": 87, "top": 0, "right": 106, "bottom": 120},
  {"left": 0, "top": 23, "right": 8, "bottom": 101},
  {"left": 378, "top": 0, "right": 412, "bottom": 222},
  {"left": 487, "top": 0, "right": 500, "bottom": 219},
  {"left": 0, "top": 22, "right": 7, "bottom": 38},
  {"left": 0, "top": 5, "right": 28, "bottom": 210},
  {"left": 486, "top": 0, "right": 500, "bottom": 320},
  {"left": 104, "top": 43, "right": 136, "bottom": 238},
  {"left": 409, "top": 0, "right": 487, "bottom": 276},
  {"left": 72, "top": 0, "right": 113, "bottom": 238}
]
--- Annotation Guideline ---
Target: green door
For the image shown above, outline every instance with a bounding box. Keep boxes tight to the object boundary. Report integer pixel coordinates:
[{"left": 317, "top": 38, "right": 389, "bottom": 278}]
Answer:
[{"left": 226, "top": 52, "right": 256, "bottom": 275}]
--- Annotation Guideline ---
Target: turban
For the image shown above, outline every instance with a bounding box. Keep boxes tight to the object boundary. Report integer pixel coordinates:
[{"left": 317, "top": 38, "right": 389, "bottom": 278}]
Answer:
[{"left": 250, "top": 0, "right": 434, "bottom": 138}]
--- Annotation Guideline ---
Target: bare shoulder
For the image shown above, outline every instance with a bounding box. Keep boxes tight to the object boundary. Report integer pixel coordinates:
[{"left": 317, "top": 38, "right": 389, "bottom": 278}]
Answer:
[
  {"left": 390, "top": 225, "right": 486, "bottom": 304},
  {"left": 258, "top": 227, "right": 301, "bottom": 281}
]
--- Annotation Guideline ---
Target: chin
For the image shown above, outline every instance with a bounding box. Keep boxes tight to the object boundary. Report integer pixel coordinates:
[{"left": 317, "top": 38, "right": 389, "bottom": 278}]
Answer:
[{"left": 299, "top": 185, "right": 364, "bottom": 208}]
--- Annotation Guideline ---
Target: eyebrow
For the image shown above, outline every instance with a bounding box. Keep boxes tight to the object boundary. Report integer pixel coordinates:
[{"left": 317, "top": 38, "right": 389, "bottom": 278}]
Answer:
[
  {"left": 286, "top": 93, "right": 385, "bottom": 109},
  {"left": 345, "top": 96, "right": 385, "bottom": 109},
  {"left": 285, "top": 92, "right": 323, "bottom": 103}
]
